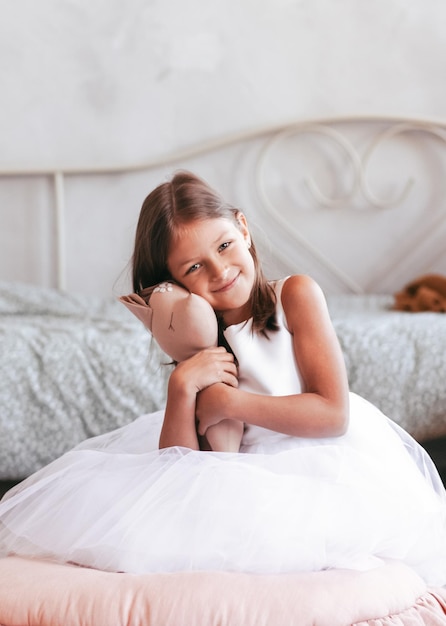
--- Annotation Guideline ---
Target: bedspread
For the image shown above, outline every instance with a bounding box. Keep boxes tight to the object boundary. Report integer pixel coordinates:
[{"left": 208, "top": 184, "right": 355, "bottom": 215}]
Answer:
[
  {"left": 0, "top": 282, "right": 169, "bottom": 479},
  {"left": 327, "top": 294, "right": 446, "bottom": 442}
]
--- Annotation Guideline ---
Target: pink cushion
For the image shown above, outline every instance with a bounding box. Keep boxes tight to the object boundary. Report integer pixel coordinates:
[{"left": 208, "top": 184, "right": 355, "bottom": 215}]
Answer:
[{"left": 1, "top": 556, "right": 442, "bottom": 626}]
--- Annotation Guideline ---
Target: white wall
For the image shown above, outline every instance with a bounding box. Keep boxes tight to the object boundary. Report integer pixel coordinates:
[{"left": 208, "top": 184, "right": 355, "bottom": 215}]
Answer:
[{"left": 1, "top": 0, "right": 446, "bottom": 295}]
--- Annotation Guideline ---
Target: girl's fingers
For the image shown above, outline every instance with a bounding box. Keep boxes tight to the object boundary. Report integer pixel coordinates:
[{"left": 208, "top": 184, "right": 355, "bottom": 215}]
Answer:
[
  {"left": 210, "top": 346, "right": 236, "bottom": 358},
  {"left": 207, "top": 361, "right": 238, "bottom": 389},
  {"left": 218, "top": 363, "right": 237, "bottom": 379},
  {"left": 222, "top": 373, "right": 238, "bottom": 388}
]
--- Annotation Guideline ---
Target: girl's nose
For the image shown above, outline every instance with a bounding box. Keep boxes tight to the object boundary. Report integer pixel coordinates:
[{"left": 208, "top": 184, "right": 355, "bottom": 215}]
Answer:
[{"left": 210, "top": 260, "right": 229, "bottom": 281}]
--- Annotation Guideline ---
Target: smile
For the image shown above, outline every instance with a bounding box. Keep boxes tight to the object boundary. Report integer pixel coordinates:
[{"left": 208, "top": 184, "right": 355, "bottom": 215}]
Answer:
[{"left": 213, "top": 273, "right": 239, "bottom": 293}]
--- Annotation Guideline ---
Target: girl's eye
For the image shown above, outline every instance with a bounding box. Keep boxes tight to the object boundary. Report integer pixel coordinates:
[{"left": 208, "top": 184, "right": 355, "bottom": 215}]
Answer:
[
  {"left": 219, "top": 241, "right": 230, "bottom": 252},
  {"left": 186, "top": 263, "right": 200, "bottom": 275}
]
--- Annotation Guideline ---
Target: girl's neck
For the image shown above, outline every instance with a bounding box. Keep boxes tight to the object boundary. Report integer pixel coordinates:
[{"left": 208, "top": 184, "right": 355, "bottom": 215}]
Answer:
[{"left": 218, "top": 301, "right": 253, "bottom": 329}]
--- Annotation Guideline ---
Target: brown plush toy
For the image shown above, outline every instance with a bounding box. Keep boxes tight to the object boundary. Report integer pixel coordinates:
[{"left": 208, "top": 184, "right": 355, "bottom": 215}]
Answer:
[
  {"left": 393, "top": 274, "right": 446, "bottom": 313},
  {"left": 120, "top": 281, "right": 244, "bottom": 452}
]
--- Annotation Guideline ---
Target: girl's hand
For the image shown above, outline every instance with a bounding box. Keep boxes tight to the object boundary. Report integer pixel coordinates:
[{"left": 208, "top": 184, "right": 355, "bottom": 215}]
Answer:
[
  {"left": 170, "top": 347, "right": 238, "bottom": 396},
  {"left": 195, "top": 383, "right": 236, "bottom": 435}
]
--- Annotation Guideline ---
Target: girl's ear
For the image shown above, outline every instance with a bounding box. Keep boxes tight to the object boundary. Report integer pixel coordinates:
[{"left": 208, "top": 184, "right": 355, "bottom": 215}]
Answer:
[{"left": 235, "top": 212, "right": 251, "bottom": 246}]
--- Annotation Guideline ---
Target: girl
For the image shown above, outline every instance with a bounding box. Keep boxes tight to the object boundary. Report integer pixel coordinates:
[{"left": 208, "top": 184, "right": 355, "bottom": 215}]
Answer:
[{"left": 0, "top": 171, "right": 445, "bottom": 585}]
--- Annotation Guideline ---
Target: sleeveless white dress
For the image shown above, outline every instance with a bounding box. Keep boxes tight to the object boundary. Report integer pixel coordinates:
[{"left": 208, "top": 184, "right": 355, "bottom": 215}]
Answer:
[{"left": 0, "top": 280, "right": 445, "bottom": 585}]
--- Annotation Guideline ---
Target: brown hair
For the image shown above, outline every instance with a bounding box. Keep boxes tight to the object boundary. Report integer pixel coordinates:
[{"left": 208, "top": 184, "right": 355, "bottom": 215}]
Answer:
[{"left": 132, "top": 171, "right": 277, "bottom": 334}]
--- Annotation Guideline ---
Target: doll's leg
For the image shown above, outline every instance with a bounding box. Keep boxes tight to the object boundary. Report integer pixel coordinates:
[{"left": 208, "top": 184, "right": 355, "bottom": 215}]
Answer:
[{"left": 206, "top": 420, "right": 244, "bottom": 453}]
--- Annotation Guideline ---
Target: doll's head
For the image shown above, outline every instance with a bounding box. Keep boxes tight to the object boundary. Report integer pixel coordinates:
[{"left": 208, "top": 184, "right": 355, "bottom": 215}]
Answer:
[
  {"left": 120, "top": 281, "right": 218, "bottom": 362},
  {"left": 130, "top": 170, "right": 277, "bottom": 334}
]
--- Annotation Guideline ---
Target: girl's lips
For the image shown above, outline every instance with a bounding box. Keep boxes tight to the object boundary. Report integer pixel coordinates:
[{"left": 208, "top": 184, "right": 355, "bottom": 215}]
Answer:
[{"left": 213, "top": 273, "right": 239, "bottom": 293}]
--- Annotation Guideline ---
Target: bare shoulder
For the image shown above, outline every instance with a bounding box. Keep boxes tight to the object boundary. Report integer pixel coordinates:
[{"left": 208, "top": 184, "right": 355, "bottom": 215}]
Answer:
[
  {"left": 280, "top": 274, "right": 329, "bottom": 332},
  {"left": 281, "top": 274, "right": 326, "bottom": 306}
]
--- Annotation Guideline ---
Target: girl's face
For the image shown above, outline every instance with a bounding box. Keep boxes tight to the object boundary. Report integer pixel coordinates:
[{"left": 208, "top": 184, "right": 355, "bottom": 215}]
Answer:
[{"left": 167, "top": 214, "right": 256, "bottom": 326}]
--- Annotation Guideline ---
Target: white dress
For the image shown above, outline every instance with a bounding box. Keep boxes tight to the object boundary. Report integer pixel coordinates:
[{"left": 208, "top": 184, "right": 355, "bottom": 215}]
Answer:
[{"left": 0, "top": 280, "right": 445, "bottom": 585}]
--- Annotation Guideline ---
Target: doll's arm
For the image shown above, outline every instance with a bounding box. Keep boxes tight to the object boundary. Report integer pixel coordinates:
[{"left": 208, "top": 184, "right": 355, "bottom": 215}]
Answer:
[{"left": 206, "top": 420, "right": 244, "bottom": 453}]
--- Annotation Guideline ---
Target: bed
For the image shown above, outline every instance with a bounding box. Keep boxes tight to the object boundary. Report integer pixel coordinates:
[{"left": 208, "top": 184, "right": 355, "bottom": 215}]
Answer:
[{"left": 1, "top": 116, "right": 446, "bottom": 625}]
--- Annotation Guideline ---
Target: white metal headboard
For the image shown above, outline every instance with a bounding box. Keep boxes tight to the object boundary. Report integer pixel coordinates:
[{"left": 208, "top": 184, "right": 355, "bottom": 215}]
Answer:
[{"left": 2, "top": 115, "right": 446, "bottom": 295}]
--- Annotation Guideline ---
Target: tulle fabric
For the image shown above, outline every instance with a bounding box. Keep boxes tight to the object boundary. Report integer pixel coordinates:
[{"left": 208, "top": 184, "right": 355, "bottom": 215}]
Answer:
[{"left": 1, "top": 393, "right": 445, "bottom": 585}]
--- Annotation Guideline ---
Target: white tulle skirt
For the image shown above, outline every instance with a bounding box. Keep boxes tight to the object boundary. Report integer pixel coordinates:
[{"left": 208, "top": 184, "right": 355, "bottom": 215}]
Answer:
[{"left": 0, "top": 393, "right": 445, "bottom": 585}]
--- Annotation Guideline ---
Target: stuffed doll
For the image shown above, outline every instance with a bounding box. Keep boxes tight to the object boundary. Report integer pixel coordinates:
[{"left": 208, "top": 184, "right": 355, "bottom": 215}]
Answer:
[
  {"left": 120, "top": 282, "right": 243, "bottom": 452},
  {"left": 393, "top": 273, "right": 446, "bottom": 312}
]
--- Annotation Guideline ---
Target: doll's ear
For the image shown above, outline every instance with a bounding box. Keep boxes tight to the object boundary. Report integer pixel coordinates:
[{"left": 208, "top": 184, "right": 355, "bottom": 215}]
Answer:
[{"left": 119, "top": 293, "right": 153, "bottom": 330}]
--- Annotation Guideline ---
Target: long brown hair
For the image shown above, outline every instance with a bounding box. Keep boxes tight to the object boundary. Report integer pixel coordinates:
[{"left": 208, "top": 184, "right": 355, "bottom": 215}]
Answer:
[{"left": 132, "top": 171, "right": 277, "bottom": 334}]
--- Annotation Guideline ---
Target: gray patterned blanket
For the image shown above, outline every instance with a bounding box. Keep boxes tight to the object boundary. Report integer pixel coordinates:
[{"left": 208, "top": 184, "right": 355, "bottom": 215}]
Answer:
[
  {"left": 328, "top": 294, "right": 446, "bottom": 443},
  {"left": 0, "top": 282, "right": 170, "bottom": 479},
  {"left": 0, "top": 283, "right": 445, "bottom": 480}
]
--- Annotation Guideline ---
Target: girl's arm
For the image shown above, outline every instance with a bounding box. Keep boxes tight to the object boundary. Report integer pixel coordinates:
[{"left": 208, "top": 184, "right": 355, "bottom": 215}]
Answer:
[
  {"left": 159, "top": 347, "right": 238, "bottom": 449},
  {"left": 196, "top": 275, "right": 350, "bottom": 439}
]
